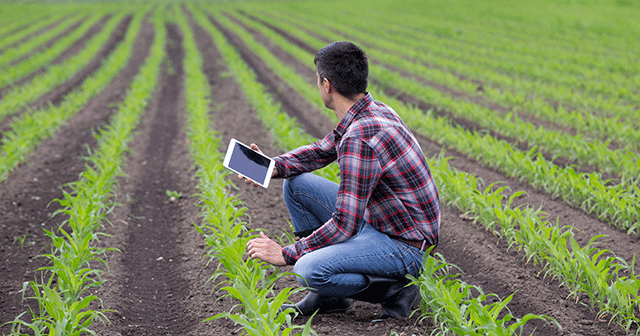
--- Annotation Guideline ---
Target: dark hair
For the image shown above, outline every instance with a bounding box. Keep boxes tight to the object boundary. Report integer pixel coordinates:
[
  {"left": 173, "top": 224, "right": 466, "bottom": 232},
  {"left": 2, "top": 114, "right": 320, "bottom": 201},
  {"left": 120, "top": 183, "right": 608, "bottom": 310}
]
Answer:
[{"left": 314, "top": 41, "right": 368, "bottom": 98}]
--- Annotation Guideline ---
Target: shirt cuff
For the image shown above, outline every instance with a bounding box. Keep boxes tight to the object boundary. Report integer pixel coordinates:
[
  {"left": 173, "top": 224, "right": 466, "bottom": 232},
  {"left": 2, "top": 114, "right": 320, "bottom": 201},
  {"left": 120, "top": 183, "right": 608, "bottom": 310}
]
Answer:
[
  {"left": 282, "top": 244, "right": 298, "bottom": 265},
  {"left": 273, "top": 158, "right": 288, "bottom": 179}
]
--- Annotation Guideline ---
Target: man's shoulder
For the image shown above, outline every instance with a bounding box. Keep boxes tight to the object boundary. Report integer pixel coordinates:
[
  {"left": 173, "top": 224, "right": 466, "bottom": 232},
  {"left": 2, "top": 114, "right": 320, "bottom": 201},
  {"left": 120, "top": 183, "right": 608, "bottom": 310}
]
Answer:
[
  {"left": 344, "top": 115, "right": 405, "bottom": 149},
  {"left": 353, "top": 100, "right": 403, "bottom": 128}
]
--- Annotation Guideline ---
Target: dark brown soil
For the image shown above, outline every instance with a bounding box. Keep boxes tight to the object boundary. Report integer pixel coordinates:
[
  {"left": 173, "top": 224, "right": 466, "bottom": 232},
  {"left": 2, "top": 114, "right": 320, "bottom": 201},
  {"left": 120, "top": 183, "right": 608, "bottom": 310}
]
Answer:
[
  {"left": 0, "top": 18, "right": 154, "bottom": 334},
  {"left": 0, "top": 15, "right": 70, "bottom": 54},
  {"left": 190, "top": 13, "right": 428, "bottom": 336},
  {"left": 7, "top": 15, "right": 90, "bottom": 67},
  {"left": 209, "top": 16, "right": 329, "bottom": 139},
  {"left": 0, "top": 14, "right": 113, "bottom": 104},
  {"left": 237, "top": 10, "right": 617, "bottom": 179},
  {"left": 187, "top": 10, "right": 635, "bottom": 336},
  {"left": 1, "top": 6, "right": 637, "bottom": 336},
  {"left": 226, "top": 8, "right": 640, "bottom": 267},
  {"left": 91, "top": 23, "right": 204, "bottom": 335}
]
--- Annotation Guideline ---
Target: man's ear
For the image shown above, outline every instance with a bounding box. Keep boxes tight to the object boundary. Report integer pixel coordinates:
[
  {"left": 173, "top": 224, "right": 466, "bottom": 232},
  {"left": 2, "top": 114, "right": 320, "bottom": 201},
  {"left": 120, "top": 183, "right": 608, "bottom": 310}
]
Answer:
[{"left": 323, "top": 78, "right": 332, "bottom": 93}]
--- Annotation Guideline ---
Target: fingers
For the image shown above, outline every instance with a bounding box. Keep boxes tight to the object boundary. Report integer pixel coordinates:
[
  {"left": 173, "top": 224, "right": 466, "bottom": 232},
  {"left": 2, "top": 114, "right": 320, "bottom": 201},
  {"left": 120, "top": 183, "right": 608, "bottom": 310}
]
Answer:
[
  {"left": 247, "top": 233, "right": 269, "bottom": 249},
  {"left": 247, "top": 241, "right": 267, "bottom": 260},
  {"left": 237, "top": 173, "right": 259, "bottom": 187},
  {"left": 250, "top": 143, "right": 261, "bottom": 153},
  {"left": 246, "top": 233, "right": 266, "bottom": 258},
  {"left": 246, "top": 232, "right": 286, "bottom": 266}
]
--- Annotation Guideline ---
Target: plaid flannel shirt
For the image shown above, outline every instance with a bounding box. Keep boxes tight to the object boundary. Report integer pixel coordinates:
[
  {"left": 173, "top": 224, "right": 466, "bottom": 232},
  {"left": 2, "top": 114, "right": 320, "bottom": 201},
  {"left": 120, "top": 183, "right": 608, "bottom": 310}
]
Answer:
[{"left": 274, "top": 93, "right": 440, "bottom": 265}]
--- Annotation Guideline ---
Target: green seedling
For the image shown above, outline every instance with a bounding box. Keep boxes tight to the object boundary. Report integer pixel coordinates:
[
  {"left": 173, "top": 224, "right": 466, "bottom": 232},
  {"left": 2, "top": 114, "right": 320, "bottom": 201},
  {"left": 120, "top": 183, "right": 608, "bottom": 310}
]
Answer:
[
  {"left": 192, "top": 5, "right": 552, "bottom": 334},
  {"left": 179, "top": 5, "right": 318, "bottom": 334},
  {"left": 236, "top": 1, "right": 640, "bottom": 232},
  {"left": 202, "top": 4, "right": 640, "bottom": 331},
  {"left": 6, "top": 5, "right": 160, "bottom": 334},
  {"left": 166, "top": 189, "right": 183, "bottom": 202},
  {"left": 13, "top": 233, "right": 31, "bottom": 249}
]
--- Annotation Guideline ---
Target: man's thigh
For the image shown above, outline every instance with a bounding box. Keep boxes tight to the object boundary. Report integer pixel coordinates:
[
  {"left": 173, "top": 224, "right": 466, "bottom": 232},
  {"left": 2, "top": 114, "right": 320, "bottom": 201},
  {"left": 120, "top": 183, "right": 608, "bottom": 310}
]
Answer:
[
  {"left": 283, "top": 173, "right": 339, "bottom": 235},
  {"left": 294, "top": 224, "right": 424, "bottom": 295}
]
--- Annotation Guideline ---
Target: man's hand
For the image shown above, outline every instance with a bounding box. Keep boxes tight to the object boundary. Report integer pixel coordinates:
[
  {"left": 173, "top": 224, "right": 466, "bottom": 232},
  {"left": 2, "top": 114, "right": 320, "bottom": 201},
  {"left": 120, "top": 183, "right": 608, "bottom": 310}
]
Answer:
[
  {"left": 237, "top": 143, "right": 278, "bottom": 187},
  {"left": 246, "top": 231, "right": 287, "bottom": 266}
]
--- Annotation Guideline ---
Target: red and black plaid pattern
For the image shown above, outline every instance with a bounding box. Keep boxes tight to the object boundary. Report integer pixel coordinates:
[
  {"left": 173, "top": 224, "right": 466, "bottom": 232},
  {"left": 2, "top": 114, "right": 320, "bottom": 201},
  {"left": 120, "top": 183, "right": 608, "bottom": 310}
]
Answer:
[{"left": 275, "top": 93, "right": 440, "bottom": 265}]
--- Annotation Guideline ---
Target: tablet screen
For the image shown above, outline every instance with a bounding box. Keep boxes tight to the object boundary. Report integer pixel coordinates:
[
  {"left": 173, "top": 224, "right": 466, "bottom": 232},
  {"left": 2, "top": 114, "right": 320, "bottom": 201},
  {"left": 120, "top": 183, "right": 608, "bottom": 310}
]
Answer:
[{"left": 227, "top": 140, "right": 272, "bottom": 186}]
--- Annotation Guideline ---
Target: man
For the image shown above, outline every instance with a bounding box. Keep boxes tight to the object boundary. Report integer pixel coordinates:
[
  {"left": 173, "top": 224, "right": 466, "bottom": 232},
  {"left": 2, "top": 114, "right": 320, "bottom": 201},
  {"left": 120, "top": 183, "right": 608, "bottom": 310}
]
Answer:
[{"left": 244, "top": 41, "right": 440, "bottom": 319}]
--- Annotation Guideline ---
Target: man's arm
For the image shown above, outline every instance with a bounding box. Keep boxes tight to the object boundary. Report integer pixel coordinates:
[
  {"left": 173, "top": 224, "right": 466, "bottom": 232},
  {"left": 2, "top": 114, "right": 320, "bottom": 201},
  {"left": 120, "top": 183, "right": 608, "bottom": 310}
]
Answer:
[
  {"left": 281, "top": 137, "right": 382, "bottom": 264},
  {"left": 239, "top": 134, "right": 338, "bottom": 186},
  {"left": 272, "top": 134, "right": 337, "bottom": 179}
]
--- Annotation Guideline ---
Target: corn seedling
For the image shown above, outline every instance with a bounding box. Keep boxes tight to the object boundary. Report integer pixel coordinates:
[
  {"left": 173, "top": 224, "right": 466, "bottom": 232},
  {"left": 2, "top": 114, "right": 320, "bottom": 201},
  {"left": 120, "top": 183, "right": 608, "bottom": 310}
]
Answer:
[
  {"left": 177, "top": 5, "right": 315, "bottom": 334},
  {"left": 0, "top": 10, "right": 126, "bottom": 122},
  {"left": 195, "top": 4, "right": 558, "bottom": 334},
  {"left": 4, "top": 5, "right": 163, "bottom": 334}
]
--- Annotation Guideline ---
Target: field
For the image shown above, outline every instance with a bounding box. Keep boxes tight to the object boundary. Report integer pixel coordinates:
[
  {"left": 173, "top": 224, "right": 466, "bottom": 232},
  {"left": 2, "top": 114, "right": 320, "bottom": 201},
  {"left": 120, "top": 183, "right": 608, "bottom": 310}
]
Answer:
[{"left": 0, "top": 0, "right": 639, "bottom": 335}]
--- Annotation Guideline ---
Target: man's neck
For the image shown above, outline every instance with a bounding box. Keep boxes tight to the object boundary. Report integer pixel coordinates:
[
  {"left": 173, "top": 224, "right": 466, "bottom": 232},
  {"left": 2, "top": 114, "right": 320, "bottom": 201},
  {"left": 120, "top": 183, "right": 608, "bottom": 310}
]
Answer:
[{"left": 332, "top": 93, "right": 366, "bottom": 120}]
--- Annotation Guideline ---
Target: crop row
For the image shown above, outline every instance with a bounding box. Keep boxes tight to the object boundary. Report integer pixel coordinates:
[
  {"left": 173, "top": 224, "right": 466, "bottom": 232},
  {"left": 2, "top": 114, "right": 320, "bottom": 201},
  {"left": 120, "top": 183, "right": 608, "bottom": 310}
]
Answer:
[
  {"left": 4, "top": 5, "right": 162, "bottom": 335},
  {"left": 255, "top": 6, "right": 640, "bottom": 146},
  {"left": 198, "top": 5, "right": 560, "bottom": 334},
  {"left": 228, "top": 8, "right": 640, "bottom": 235},
  {"left": 211, "top": 6, "right": 640, "bottom": 331},
  {"left": 0, "top": 12, "right": 110, "bottom": 88},
  {"left": 1, "top": 5, "right": 310, "bottom": 335},
  {"left": 263, "top": 7, "right": 640, "bottom": 150},
  {"left": 0, "top": 10, "right": 136, "bottom": 184},
  {"left": 0, "top": 8, "right": 59, "bottom": 38},
  {"left": 1, "top": 1, "right": 635, "bottom": 334},
  {"left": 376, "top": 90, "right": 640, "bottom": 331},
  {"left": 177, "top": 4, "right": 314, "bottom": 335},
  {"left": 263, "top": 3, "right": 640, "bottom": 118},
  {"left": 0, "top": 11, "right": 126, "bottom": 123},
  {"left": 286, "top": 1, "right": 640, "bottom": 104},
  {"left": 251, "top": 7, "right": 640, "bottom": 181},
  {"left": 0, "top": 13, "right": 82, "bottom": 67},
  {"left": 0, "top": 11, "right": 75, "bottom": 52},
  {"left": 342, "top": 9, "right": 639, "bottom": 108}
]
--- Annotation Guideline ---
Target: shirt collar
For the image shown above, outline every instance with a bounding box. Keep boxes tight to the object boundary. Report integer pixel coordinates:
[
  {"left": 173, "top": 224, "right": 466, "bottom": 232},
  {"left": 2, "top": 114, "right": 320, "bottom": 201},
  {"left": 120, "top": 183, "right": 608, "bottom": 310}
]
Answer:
[{"left": 334, "top": 92, "right": 372, "bottom": 137}]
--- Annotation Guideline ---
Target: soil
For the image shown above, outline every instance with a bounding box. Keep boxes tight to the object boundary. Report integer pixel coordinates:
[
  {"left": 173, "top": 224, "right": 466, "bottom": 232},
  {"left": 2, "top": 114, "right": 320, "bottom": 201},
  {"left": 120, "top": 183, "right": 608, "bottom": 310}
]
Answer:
[
  {"left": 0, "top": 14, "right": 114, "bottom": 104},
  {"left": 0, "top": 6, "right": 637, "bottom": 336},
  {"left": 7, "top": 15, "right": 89, "bottom": 67},
  {"left": 0, "top": 18, "right": 154, "bottom": 334},
  {"left": 0, "top": 15, "right": 70, "bottom": 54},
  {"left": 234, "top": 10, "right": 616, "bottom": 179},
  {"left": 204, "top": 11, "right": 637, "bottom": 336}
]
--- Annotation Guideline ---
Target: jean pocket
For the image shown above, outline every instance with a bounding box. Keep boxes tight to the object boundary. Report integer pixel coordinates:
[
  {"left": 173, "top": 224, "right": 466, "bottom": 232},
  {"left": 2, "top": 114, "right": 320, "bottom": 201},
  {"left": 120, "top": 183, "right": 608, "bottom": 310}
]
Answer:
[
  {"left": 406, "top": 261, "right": 421, "bottom": 278},
  {"left": 386, "top": 241, "right": 423, "bottom": 278}
]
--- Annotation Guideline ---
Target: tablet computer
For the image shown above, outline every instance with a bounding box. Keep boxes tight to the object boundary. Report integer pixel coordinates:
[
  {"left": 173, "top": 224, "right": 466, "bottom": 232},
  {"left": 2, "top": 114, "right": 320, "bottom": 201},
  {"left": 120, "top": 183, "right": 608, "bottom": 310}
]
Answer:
[{"left": 223, "top": 138, "right": 275, "bottom": 188}]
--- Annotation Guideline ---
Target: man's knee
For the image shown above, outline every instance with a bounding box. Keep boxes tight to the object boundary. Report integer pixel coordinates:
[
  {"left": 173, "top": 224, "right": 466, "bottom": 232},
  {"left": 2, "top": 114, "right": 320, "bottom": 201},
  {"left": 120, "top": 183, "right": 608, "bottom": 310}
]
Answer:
[
  {"left": 282, "top": 177, "right": 292, "bottom": 200},
  {"left": 293, "top": 253, "right": 325, "bottom": 289},
  {"left": 283, "top": 173, "right": 308, "bottom": 193},
  {"left": 282, "top": 174, "right": 303, "bottom": 202}
]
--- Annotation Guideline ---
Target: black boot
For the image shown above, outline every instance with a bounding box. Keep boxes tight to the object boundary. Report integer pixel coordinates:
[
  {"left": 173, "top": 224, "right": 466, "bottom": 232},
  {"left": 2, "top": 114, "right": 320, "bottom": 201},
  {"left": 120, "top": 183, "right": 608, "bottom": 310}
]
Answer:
[
  {"left": 349, "top": 275, "right": 420, "bottom": 319},
  {"left": 279, "top": 292, "right": 351, "bottom": 316}
]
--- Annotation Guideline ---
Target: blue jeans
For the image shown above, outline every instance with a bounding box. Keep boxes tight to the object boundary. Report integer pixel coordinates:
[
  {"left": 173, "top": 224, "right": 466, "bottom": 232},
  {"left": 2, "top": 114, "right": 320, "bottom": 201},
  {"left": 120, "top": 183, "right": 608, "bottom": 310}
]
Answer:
[{"left": 283, "top": 173, "right": 425, "bottom": 297}]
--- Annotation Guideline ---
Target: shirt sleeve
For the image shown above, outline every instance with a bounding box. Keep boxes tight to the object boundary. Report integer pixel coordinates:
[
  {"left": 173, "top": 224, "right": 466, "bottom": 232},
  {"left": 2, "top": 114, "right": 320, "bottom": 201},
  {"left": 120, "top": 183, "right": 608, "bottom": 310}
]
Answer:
[
  {"left": 273, "top": 133, "right": 337, "bottom": 179},
  {"left": 282, "top": 137, "right": 382, "bottom": 265}
]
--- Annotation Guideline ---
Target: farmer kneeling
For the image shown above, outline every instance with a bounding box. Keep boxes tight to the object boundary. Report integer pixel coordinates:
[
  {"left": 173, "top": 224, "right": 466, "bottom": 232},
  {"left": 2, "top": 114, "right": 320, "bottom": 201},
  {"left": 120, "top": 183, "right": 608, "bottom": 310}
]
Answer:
[{"left": 243, "top": 41, "right": 440, "bottom": 319}]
